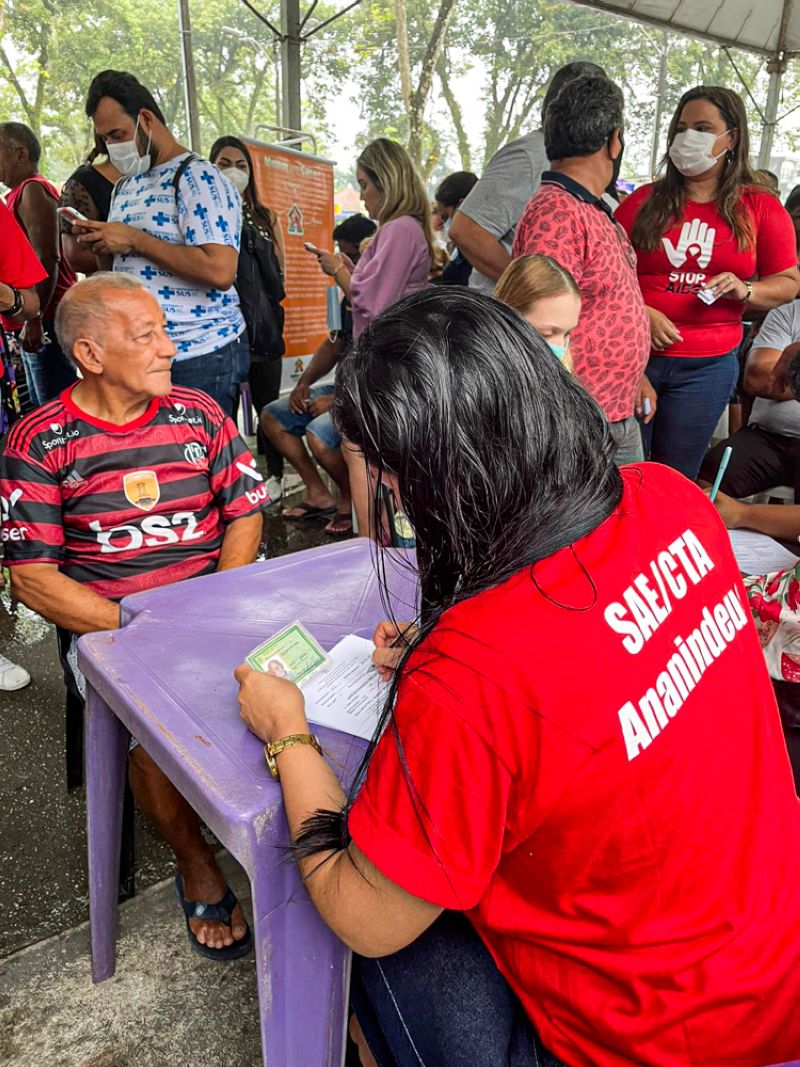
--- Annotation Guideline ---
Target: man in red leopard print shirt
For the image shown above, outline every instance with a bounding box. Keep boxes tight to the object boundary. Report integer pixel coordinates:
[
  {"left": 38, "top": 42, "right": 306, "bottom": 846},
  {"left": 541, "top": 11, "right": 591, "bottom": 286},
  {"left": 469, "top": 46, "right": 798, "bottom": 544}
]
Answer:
[{"left": 513, "top": 74, "right": 653, "bottom": 465}]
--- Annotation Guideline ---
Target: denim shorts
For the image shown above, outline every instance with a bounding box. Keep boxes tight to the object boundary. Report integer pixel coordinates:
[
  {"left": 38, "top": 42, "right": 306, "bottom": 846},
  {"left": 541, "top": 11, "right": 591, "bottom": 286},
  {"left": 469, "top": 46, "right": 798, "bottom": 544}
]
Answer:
[{"left": 264, "top": 385, "right": 340, "bottom": 450}]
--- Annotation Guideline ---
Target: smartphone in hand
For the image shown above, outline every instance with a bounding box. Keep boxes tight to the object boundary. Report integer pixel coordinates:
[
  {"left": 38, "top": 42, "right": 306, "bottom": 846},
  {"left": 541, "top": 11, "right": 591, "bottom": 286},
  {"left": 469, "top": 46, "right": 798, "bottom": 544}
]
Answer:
[{"left": 57, "top": 205, "right": 89, "bottom": 225}]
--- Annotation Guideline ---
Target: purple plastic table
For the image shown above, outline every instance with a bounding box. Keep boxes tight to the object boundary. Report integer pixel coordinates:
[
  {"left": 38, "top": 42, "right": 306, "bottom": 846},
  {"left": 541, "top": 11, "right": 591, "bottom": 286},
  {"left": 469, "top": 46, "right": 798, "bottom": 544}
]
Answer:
[{"left": 78, "top": 541, "right": 418, "bottom": 1067}]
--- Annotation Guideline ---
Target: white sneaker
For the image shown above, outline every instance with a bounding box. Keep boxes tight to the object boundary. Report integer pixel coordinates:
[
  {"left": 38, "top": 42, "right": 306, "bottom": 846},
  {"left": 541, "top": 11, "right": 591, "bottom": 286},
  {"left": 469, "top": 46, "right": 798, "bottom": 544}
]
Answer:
[
  {"left": 265, "top": 476, "right": 283, "bottom": 504},
  {"left": 0, "top": 653, "right": 31, "bottom": 691}
]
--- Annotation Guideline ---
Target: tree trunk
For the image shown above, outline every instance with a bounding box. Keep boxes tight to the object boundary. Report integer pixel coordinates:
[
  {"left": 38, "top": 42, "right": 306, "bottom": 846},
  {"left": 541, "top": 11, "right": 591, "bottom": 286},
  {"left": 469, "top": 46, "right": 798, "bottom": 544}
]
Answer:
[
  {"left": 394, "top": 0, "right": 412, "bottom": 121},
  {"left": 0, "top": 46, "right": 36, "bottom": 129},
  {"left": 437, "top": 53, "right": 471, "bottom": 171},
  {"left": 407, "top": 0, "right": 457, "bottom": 166}
]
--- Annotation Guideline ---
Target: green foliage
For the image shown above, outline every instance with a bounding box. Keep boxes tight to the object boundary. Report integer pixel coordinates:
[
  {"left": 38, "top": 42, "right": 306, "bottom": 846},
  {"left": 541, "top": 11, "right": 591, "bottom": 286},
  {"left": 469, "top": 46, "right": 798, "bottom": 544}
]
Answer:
[
  {"left": 1, "top": 0, "right": 798, "bottom": 186},
  {"left": 0, "top": 0, "right": 346, "bottom": 179}
]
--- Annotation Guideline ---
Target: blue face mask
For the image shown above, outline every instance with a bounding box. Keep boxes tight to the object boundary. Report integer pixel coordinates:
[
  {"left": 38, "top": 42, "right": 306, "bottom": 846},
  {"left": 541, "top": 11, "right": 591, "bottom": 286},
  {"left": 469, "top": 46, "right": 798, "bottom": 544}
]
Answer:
[{"left": 548, "top": 341, "right": 568, "bottom": 361}]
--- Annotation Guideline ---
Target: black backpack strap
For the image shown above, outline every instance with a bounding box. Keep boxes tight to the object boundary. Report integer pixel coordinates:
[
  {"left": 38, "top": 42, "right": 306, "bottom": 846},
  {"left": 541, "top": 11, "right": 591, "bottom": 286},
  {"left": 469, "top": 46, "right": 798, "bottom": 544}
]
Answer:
[
  {"left": 109, "top": 174, "right": 129, "bottom": 209},
  {"left": 171, "top": 153, "right": 200, "bottom": 201},
  {"left": 109, "top": 153, "right": 200, "bottom": 212}
]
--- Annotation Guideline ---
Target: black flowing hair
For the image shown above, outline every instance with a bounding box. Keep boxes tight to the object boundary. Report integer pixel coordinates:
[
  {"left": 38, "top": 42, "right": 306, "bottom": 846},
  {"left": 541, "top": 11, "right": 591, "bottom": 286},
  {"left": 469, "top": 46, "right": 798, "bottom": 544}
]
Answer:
[
  {"left": 293, "top": 287, "right": 623, "bottom": 860},
  {"left": 209, "top": 135, "right": 278, "bottom": 243}
]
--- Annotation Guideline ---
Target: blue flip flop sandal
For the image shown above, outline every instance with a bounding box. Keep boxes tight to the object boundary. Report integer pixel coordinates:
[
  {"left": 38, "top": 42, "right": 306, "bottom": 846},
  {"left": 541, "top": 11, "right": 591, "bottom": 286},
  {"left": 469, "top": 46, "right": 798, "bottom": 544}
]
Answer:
[{"left": 175, "top": 873, "right": 253, "bottom": 961}]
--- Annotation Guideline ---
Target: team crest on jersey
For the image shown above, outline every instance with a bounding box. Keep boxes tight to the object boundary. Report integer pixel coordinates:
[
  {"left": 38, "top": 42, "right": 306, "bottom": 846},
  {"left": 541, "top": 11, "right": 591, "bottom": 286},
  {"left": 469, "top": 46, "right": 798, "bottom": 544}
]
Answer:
[
  {"left": 123, "top": 470, "right": 160, "bottom": 512},
  {"left": 184, "top": 442, "right": 206, "bottom": 466}
]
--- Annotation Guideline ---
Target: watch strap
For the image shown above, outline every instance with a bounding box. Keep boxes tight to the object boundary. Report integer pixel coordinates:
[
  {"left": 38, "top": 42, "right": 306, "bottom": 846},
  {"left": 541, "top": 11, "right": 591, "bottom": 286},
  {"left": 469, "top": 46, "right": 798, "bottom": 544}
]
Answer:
[
  {"left": 264, "top": 733, "right": 323, "bottom": 779},
  {"left": 2, "top": 287, "right": 23, "bottom": 317}
]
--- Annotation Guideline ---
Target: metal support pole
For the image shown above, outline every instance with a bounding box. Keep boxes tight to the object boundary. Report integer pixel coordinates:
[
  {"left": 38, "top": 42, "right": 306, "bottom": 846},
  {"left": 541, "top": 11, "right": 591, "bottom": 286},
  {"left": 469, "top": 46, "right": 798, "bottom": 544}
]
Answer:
[
  {"left": 280, "top": 0, "right": 302, "bottom": 134},
  {"left": 758, "top": 57, "right": 786, "bottom": 170},
  {"left": 178, "top": 0, "right": 202, "bottom": 152},
  {"left": 650, "top": 32, "right": 669, "bottom": 179}
]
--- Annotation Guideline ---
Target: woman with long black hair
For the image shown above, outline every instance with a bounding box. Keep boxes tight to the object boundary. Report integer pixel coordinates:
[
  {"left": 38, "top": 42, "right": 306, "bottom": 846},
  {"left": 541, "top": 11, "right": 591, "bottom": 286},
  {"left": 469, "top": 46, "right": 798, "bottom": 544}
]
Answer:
[{"left": 236, "top": 288, "right": 800, "bottom": 1067}]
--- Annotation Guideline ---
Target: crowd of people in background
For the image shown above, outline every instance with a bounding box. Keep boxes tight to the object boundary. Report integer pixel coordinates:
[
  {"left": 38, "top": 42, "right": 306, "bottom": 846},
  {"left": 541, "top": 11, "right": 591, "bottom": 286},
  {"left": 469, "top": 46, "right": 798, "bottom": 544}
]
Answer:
[{"left": 3, "top": 56, "right": 800, "bottom": 1067}]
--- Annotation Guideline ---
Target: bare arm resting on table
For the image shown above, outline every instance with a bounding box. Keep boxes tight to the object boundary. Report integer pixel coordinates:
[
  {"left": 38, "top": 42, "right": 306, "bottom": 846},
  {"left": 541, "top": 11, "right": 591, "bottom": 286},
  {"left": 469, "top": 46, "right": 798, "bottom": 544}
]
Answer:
[
  {"left": 10, "top": 564, "right": 121, "bottom": 634},
  {"left": 711, "top": 489, "right": 800, "bottom": 542},
  {"left": 236, "top": 667, "right": 442, "bottom": 958},
  {"left": 215, "top": 512, "right": 263, "bottom": 571},
  {"left": 10, "top": 515, "right": 261, "bottom": 632}
]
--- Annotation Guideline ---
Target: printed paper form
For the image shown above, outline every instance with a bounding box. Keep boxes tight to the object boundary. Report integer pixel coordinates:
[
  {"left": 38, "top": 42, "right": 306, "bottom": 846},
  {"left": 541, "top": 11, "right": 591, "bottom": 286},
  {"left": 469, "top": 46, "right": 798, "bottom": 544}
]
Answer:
[
  {"left": 300, "top": 634, "right": 389, "bottom": 741},
  {"left": 729, "top": 529, "right": 799, "bottom": 575}
]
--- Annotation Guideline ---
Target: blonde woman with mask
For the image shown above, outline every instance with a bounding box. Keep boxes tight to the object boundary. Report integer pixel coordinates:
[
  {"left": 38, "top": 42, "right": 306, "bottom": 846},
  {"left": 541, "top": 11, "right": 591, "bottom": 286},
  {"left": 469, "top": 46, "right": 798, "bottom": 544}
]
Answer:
[
  {"left": 494, "top": 255, "right": 581, "bottom": 372},
  {"left": 311, "top": 138, "right": 434, "bottom": 538}
]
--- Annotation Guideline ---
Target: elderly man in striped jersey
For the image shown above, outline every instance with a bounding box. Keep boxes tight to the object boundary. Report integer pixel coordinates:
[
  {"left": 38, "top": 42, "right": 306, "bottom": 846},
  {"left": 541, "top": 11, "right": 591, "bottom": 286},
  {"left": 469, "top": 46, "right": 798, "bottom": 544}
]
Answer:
[{"left": 0, "top": 272, "right": 265, "bottom": 959}]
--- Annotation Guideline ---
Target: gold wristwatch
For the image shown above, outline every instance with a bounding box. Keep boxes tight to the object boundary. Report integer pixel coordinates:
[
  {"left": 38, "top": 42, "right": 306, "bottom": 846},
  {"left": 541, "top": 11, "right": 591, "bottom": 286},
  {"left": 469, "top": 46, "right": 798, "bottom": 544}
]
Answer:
[{"left": 264, "top": 733, "right": 323, "bottom": 780}]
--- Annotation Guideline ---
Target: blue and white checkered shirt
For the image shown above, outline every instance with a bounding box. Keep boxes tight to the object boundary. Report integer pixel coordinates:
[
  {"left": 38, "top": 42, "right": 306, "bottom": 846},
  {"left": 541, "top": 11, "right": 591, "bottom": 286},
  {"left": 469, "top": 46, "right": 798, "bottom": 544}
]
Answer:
[{"left": 108, "top": 153, "right": 245, "bottom": 360}]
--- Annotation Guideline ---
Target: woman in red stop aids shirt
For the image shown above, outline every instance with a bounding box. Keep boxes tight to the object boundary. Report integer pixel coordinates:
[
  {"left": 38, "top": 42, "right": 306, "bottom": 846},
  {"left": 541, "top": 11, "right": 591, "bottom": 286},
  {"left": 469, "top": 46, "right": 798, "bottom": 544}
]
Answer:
[
  {"left": 616, "top": 85, "right": 798, "bottom": 480},
  {"left": 236, "top": 288, "right": 800, "bottom": 1067}
]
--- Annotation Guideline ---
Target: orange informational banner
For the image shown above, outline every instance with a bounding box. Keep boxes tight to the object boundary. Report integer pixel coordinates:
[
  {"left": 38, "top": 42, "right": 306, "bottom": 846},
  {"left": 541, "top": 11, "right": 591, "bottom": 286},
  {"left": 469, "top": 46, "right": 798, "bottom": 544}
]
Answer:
[{"left": 244, "top": 138, "right": 335, "bottom": 389}]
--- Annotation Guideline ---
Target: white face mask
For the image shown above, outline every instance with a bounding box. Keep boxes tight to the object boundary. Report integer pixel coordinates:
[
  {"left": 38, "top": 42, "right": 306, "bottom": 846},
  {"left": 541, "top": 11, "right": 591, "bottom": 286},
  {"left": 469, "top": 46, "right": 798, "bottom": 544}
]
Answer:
[
  {"left": 668, "top": 128, "right": 731, "bottom": 178},
  {"left": 107, "top": 114, "right": 152, "bottom": 177},
  {"left": 222, "top": 166, "right": 249, "bottom": 195}
]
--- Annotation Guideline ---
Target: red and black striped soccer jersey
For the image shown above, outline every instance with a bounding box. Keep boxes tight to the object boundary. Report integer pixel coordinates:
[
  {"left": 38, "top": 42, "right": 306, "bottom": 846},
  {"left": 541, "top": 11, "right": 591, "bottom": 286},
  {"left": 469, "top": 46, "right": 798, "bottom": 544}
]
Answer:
[{"left": 0, "top": 385, "right": 267, "bottom": 599}]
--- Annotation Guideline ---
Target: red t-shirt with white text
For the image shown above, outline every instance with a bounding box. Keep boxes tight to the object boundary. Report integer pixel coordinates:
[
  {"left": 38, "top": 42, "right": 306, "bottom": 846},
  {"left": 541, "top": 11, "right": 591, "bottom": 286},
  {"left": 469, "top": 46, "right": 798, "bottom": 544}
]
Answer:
[
  {"left": 349, "top": 463, "right": 800, "bottom": 1067},
  {"left": 616, "top": 185, "right": 797, "bottom": 357}
]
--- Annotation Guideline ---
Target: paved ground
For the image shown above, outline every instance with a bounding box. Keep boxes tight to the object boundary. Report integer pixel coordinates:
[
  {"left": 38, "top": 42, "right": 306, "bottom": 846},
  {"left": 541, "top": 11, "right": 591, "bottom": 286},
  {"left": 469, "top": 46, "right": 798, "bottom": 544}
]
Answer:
[
  {"left": 0, "top": 855, "right": 261, "bottom": 1067},
  {"left": 0, "top": 455, "right": 351, "bottom": 1065}
]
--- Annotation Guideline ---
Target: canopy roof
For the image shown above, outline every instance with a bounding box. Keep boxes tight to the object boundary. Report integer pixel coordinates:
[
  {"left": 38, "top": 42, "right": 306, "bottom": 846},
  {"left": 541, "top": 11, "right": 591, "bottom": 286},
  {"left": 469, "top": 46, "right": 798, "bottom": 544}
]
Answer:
[{"left": 568, "top": 0, "right": 800, "bottom": 57}]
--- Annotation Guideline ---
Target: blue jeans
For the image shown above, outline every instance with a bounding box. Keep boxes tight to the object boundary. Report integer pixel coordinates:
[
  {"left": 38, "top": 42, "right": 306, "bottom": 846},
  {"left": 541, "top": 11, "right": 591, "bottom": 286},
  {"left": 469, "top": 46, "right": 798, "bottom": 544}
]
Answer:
[
  {"left": 170, "top": 334, "right": 249, "bottom": 417},
  {"left": 264, "top": 384, "right": 340, "bottom": 450},
  {"left": 20, "top": 321, "right": 78, "bottom": 408},
  {"left": 643, "top": 351, "right": 739, "bottom": 479},
  {"left": 350, "top": 912, "right": 566, "bottom": 1067}
]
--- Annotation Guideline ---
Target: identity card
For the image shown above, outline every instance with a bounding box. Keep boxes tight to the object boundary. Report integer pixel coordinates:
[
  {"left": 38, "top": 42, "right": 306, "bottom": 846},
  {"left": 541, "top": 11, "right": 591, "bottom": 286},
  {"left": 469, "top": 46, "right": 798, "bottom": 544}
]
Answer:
[{"left": 246, "top": 621, "right": 329, "bottom": 684}]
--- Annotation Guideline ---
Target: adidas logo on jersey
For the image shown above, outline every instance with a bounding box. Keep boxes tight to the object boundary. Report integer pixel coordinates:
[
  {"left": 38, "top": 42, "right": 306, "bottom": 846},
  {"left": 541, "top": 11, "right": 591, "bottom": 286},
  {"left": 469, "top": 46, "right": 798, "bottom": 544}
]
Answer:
[{"left": 62, "top": 469, "right": 86, "bottom": 487}]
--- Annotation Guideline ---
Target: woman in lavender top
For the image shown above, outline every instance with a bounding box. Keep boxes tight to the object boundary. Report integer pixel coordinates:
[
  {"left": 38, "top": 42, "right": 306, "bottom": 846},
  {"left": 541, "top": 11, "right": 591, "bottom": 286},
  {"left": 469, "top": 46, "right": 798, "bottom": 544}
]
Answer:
[
  {"left": 315, "top": 138, "right": 434, "bottom": 537},
  {"left": 317, "top": 138, "right": 434, "bottom": 339}
]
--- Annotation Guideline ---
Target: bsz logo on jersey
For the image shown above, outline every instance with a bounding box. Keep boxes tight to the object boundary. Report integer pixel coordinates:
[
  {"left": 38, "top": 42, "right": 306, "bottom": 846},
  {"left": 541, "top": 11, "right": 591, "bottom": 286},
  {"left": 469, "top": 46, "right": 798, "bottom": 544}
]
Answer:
[
  {"left": 0, "top": 488, "right": 26, "bottom": 542},
  {"left": 124, "top": 471, "right": 160, "bottom": 512},
  {"left": 90, "top": 511, "right": 205, "bottom": 554}
]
